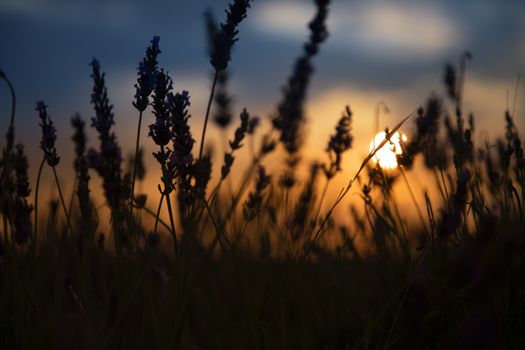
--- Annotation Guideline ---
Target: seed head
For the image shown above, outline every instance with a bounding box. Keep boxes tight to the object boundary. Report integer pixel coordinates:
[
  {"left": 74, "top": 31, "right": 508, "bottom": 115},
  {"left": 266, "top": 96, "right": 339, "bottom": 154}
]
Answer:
[
  {"left": 273, "top": 0, "right": 330, "bottom": 156},
  {"left": 221, "top": 109, "right": 253, "bottom": 180},
  {"left": 13, "top": 197, "right": 32, "bottom": 245},
  {"left": 14, "top": 144, "right": 31, "bottom": 198},
  {"left": 243, "top": 166, "right": 272, "bottom": 222},
  {"left": 210, "top": 0, "right": 251, "bottom": 71},
  {"left": 149, "top": 69, "right": 173, "bottom": 148},
  {"left": 88, "top": 58, "right": 124, "bottom": 208},
  {"left": 324, "top": 105, "right": 353, "bottom": 178},
  {"left": 36, "top": 101, "right": 60, "bottom": 166},
  {"left": 134, "top": 35, "right": 161, "bottom": 112},
  {"left": 212, "top": 70, "right": 234, "bottom": 129},
  {"left": 71, "top": 113, "right": 87, "bottom": 171}
]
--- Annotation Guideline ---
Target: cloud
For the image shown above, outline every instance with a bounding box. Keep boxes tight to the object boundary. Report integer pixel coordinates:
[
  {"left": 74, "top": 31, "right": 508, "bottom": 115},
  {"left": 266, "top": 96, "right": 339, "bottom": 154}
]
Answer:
[
  {"left": 0, "top": 0, "right": 137, "bottom": 30},
  {"left": 251, "top": 1, "right": 464, "bottom": 60},
  {"left": 341, "top": 3, "right": 463, "bottom": 58},
  {"left": 251, "top": 1, "right": 315, "bottom": 39}
]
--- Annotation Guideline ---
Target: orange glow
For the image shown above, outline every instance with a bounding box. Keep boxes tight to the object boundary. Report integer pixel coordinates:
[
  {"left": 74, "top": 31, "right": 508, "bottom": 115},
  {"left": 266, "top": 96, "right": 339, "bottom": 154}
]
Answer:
[{"left": 369, "top": 131, "right": 407, "bottom": 169}]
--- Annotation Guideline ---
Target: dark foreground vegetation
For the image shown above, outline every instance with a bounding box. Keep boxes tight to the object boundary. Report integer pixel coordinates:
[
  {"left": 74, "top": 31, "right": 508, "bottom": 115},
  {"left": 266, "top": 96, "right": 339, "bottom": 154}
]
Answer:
[{"left": 1, "top": 0, "right": 524, "bottom": 348}]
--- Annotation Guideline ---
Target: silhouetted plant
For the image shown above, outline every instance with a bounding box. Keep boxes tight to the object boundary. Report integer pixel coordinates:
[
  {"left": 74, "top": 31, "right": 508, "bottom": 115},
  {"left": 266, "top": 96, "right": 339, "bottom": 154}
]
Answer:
[
  {"left": 272, "top": 0, "right": 330, "bottom": 187},
  {"left": 88, "top": 59, "right": 124, "bottom": 208},
  {"left": 323, "top": 106, "right": 353, "bottom": 178},
  {"left": 130, "top": 36, "right": 161, "bottom": 218},
  {"left": 243, "top": 166, "right": 271, "bottom": 222},
  {"left": 398, "top": 97, "right": 446, "bottom": 170},
  {"left": 1, "top": 4, "right": 525, "bottom": 349},
  {"left": 206, "top": 10, "right": 235, "bottom": 131},
  {"left": 71, "top": 113, "right": 87, "bottom": 172},
  {"left": 87, "top": 58, "right": 127, "bottom": 253},
  {"left": 35, "top": 101, "right": 73, "bottom": 239},
  {"left": 221, "top": 108, "right": 253, "bottom": 180},
  {"left": 12, "top": 144, "right": 32, "bottom": 245},
  {"left": 76, "top": 156, "right": 97, "bottom": 253},
  {"left": 199, "top": 0, "right": 252, "bottom": 160},
  {"left": 148, "top": 68, "right": 179, "bottom": 256}
]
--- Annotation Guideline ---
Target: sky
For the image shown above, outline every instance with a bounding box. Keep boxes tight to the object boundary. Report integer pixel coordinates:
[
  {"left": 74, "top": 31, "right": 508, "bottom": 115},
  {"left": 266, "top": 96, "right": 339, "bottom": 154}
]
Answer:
[{"left": 1, "top": 0, "right": 524, "bottom": 224}]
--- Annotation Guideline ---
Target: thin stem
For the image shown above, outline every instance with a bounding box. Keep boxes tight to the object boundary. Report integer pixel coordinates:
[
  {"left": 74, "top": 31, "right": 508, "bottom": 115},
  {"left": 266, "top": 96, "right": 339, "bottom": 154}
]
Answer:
[
  {"left": 203, "top": 198, "right": 228, "bottom": 252},
  {"left": 198, "top": 70, "right": 219, "bottom": 160},
  {"left": 200, "top": 150, "right": 262, "bottom": 231},
  {"left": 129, "top": 110, "right": 143, "bottom": 218},
  {"left": 439, "top": 169, "right": 450, "bottom": 204},
  {"left": 399, "top": 167, "right": 429, "bottom": 237},
  {"left": 1, "top": 72, "right": 16, "bottom": 152},
  {"left": 52, "top": 166, "right": 74, "bottom": 236},
  {"left": 432, "top": 168, "right": 447, "bottom": 207},
  {"left": 313, "top": 178, "right": 330, "bottom": 224},
  {"left": 67, "top": 177, "right": 78, "bottom": 219},
  {"left": 33, "top": 158, "right": 46, "bottom": 250},
  {"left": 203, "top": 157, "right": 262, "bottom": 259},
  {"left": 160, "top": 146, "right": 179, "bottom": 261},
  {"left": 152, "top": 192, "right": 165, "bottom": 235},
  {"left": 164, "top": 190, "right": 178, "bottom": 261},
  {"left": 222, "top": 155, "right": 260, "bottom": 226},
  {"left": 221, "top": 131, "right": 234, "bottom": 195}
]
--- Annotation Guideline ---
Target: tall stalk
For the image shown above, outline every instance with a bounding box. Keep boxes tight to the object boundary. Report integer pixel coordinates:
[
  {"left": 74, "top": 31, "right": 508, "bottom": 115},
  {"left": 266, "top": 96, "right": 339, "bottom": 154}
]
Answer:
[
  {"left": 0, "top": 70, "right": 16, "bottom": 153},
  {"left": 313, "top": 179, "right": 330, "bottom": 224},
  {"left": 0, "top": 70, "right": 16, "bottom": 247},
  {"left": 152, "top": 192, "right": 165, "bottom": 236},
  {"left": 129, "top": 110, "right": 143, "bottom": 217},
  {"left": 400, "top": 166, "right": 429, "bottom": 237},
  {"left": 33, "top": 158, "right": 46, "bottom": 251},
  {"left": 198, "top": 71, "right": 219, "bottom": 160},
  {"left": 159, "top": 146, "right": 178, "bottom": 261},
  {"left": 52, "top": 166, "right": 74, "bottom": 236}
]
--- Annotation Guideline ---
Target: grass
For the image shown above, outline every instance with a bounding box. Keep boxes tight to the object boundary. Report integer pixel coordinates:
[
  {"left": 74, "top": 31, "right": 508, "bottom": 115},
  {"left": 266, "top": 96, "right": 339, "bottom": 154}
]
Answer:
[{"left": 1, "top": 0, "right": 524, "bottom": 348}]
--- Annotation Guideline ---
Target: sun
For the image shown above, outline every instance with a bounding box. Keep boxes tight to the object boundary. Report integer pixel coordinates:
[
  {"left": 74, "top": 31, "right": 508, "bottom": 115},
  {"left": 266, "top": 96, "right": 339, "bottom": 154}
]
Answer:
[{"left": 369, "top": 131, "right": 407, "bottom": 169}]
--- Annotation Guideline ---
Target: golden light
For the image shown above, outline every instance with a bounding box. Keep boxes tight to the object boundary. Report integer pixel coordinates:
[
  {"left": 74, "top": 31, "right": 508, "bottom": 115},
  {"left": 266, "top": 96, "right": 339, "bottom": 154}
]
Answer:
[{"left": 369, "top": 131, "right": 407, "bottom": 169}]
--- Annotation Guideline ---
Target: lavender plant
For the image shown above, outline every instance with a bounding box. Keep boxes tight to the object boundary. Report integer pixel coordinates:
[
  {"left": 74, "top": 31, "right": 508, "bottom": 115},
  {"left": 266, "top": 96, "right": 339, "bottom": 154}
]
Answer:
[
  {"left": 34, "top": 101, "right": 73, "bottom": 239},
  {"left": 272, "top": 0, "right": 330, "bottom": 187},
  {"left": 86, "top": 58, "right": 128, "bottom": 253},
  {"left": 12, "top": 144, "right": 32, "bottom": 245},
  {"left": 205, "top": 9, "right": 235, "bottom": 131},
  {"left": 243, "top": 166, "right": 271, "bottom": 222},
  {"left": 199, "top": 0, "right": 252, "bottom": 160},
  {"left": 316, "top": 106, "right": 353, "bottom": 221},
  {"left": 71, "top": 113, "right": 87, "bottom": 172},
  {"left": 148, "top": 69, "right": 179, "bottom": 255},
  {"left": 221, "top": 108, "right": 252, "bottom": 180},
  {"left": 130, "top": 36, "right": 161, "bottom": 218}
]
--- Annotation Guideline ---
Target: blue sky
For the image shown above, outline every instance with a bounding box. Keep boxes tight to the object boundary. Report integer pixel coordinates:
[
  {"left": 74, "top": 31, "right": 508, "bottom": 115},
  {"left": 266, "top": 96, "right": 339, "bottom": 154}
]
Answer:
[{"left": 1, "top": 0, "right": 524, "bottom": 204}]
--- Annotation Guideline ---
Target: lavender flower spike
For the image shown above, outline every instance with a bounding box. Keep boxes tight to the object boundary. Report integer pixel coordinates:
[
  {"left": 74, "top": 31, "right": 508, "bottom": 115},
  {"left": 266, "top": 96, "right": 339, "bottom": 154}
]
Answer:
[
  {"left": 133, "top": 35, "right": 161, "bottom": 112},
  {"left": 324, "top": 105, "right": 353, "bottom": 179},
  {"left": 210, "top": 0, "right": 251, "bottom": 71},
  {"left": 36, "top": 101, "right": 60, "bottom": 166},
  {"left": 71, "top": 113, "right": 87, "bottom": 171},
  {"left": 88, "top": 58, "right": 124, "bottom": 209}
]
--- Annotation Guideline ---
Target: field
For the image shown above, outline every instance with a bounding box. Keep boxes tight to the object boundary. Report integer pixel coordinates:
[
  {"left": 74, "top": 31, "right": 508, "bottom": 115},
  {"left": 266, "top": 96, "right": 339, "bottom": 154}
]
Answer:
[{"left": 1, "top": 0, "right": 524, "bottom": 348}]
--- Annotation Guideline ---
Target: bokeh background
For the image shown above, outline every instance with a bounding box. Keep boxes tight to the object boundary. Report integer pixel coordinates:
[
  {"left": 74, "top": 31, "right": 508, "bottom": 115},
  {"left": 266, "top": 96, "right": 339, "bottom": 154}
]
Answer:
[{"left": 1, "top": 0, "right": 524, "bottom": 226}]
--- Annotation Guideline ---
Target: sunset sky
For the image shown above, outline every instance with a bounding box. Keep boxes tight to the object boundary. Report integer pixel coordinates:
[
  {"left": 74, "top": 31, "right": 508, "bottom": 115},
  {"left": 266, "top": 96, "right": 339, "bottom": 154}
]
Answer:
[{"left": 1, "top": 0, "right": 524, "bottom": 224}]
